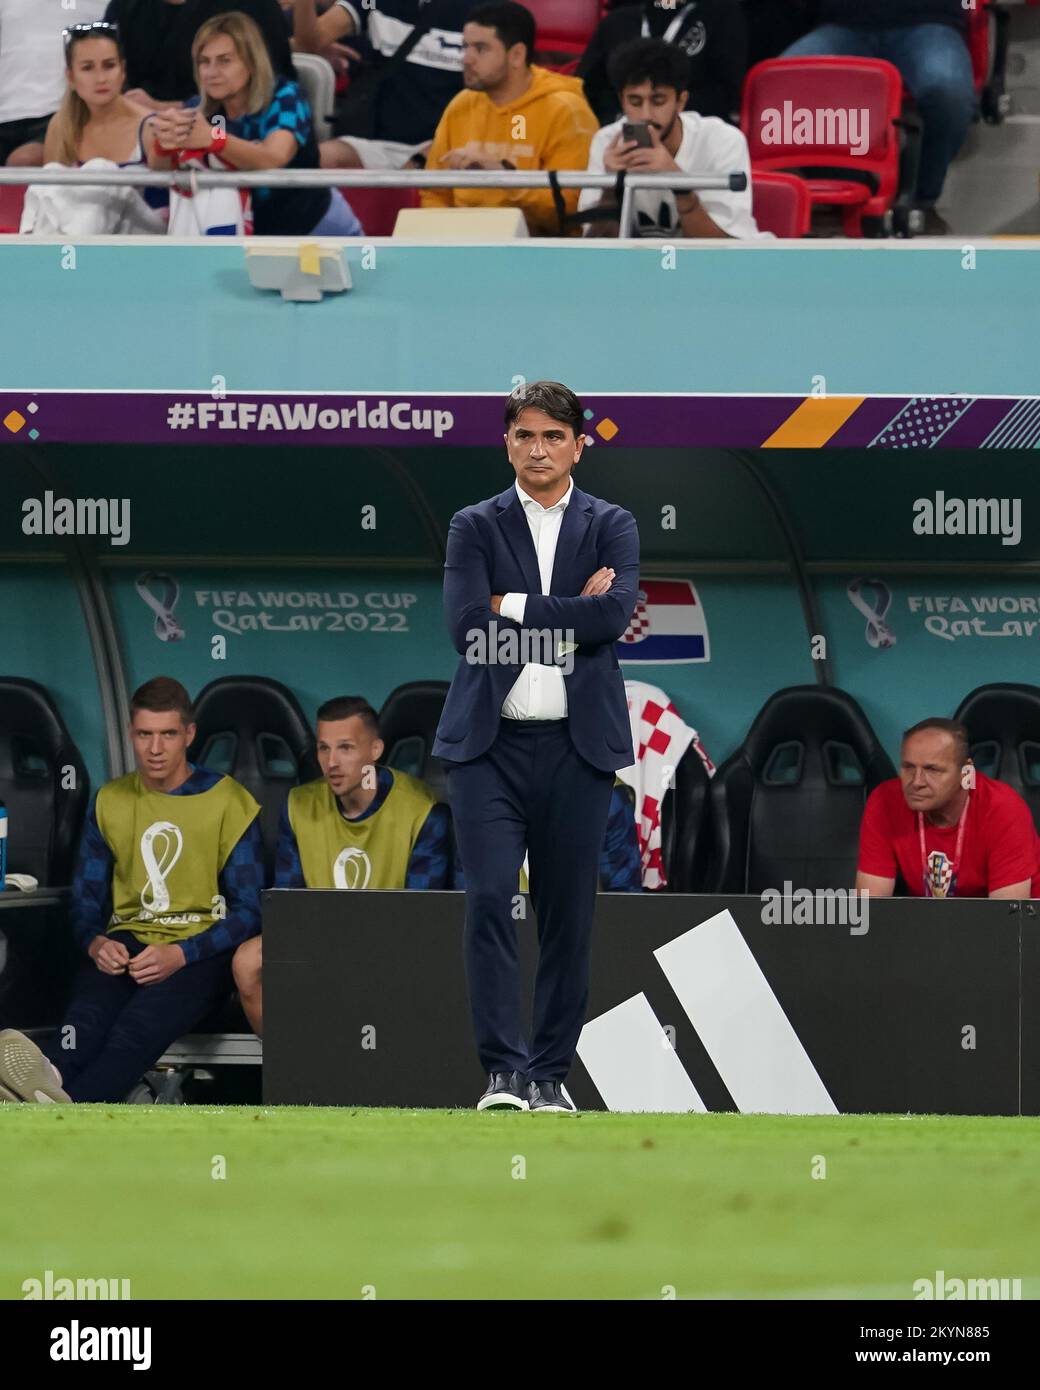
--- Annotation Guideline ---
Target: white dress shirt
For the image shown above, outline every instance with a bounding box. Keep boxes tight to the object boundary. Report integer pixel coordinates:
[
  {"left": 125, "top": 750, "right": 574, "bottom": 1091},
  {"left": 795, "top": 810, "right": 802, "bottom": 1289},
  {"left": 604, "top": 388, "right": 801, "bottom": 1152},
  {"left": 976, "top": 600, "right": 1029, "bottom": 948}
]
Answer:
[{"left": 499, "top": 478, "right": 572, "bottom": 720}]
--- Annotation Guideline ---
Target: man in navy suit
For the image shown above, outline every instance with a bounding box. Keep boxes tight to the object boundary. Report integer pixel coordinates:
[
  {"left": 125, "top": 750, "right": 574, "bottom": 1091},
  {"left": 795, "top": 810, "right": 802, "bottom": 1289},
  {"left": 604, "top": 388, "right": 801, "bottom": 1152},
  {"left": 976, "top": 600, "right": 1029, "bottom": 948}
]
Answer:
[{"left": 434, "top": 380, "right": 640, "bottom": 1113}]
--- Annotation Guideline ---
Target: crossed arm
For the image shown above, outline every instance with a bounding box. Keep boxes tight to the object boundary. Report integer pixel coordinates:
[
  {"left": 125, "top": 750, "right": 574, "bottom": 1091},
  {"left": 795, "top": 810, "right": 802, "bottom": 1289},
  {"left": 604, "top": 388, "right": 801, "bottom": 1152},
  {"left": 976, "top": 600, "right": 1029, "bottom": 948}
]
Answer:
[{"left": 442, "top": 507, "right": 640, "bottom": 655}]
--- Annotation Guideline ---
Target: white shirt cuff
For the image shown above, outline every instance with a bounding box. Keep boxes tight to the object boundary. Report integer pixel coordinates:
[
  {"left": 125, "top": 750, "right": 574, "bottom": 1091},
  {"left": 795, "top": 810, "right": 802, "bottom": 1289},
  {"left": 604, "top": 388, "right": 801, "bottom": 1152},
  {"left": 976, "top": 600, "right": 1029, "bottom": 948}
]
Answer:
[{"left": 499, "top": 592, "right": 526, "bottom": 624}]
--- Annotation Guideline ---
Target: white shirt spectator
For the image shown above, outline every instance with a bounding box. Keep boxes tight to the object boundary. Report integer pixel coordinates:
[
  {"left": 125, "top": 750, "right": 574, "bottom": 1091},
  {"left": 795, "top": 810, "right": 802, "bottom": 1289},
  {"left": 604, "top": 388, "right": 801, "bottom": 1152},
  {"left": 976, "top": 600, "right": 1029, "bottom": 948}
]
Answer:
[
  {"left": 0, "top": 0, "right": 107, "bottom": 125},
  {"left": 579, "top": 111, "right": 762, "bottom": 239},
  {"left": 499, "top": 478, "right": 572, "bottom": 721}
]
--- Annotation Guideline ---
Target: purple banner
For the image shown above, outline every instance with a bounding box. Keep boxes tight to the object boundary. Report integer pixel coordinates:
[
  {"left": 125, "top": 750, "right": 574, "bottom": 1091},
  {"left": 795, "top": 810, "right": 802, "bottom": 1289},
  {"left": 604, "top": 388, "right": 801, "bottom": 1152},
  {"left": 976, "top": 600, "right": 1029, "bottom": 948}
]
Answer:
[{"left": 2, "top": 392, "right": 1036, "bottom": 449}]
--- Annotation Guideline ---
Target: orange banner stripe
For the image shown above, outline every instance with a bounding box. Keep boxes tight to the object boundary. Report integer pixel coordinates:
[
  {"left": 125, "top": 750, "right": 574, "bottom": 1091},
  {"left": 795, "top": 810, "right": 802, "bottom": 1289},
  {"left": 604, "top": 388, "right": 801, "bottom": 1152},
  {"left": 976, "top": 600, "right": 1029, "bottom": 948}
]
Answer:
[{"left": 762, "top": 396, "right": 866, "bottom": 448}]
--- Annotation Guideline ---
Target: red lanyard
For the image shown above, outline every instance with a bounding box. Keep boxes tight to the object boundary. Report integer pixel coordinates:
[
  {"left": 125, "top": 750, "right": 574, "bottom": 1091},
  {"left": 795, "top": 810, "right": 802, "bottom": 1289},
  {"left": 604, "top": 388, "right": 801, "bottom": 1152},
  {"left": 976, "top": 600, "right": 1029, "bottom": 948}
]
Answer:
[{"left": 919, "top": 794, "right": 969, "bottom": 897}]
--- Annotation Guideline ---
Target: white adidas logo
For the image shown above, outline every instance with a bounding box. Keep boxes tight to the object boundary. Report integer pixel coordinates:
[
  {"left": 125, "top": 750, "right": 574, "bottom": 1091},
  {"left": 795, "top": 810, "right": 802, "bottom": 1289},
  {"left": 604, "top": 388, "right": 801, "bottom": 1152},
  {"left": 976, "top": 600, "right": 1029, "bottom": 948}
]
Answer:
[{"left": 577, "top": 909, "right": 838, "bottom": 1114}]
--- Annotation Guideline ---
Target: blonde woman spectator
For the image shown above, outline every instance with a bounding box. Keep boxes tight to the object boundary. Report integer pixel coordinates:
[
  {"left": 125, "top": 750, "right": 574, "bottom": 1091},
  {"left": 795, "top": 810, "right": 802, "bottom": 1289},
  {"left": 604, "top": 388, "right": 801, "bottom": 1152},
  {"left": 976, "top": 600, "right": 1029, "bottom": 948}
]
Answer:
[
  {"left": 44, "top": 23, "right": 155, "bottom": 175},
  {"left": 146, "top": 10, "right": 362, "bottom": 235},
  {"left": 21, "top": 22, "right": 164, "bottom": 235}
]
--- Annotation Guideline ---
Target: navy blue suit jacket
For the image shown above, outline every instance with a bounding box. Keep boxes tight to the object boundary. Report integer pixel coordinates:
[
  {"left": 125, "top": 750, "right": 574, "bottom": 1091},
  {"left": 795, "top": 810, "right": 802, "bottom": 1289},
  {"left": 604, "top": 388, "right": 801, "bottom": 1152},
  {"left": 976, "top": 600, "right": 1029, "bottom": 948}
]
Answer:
[{"left": 433, "top": 483, "right": 640, "bottom": 772}]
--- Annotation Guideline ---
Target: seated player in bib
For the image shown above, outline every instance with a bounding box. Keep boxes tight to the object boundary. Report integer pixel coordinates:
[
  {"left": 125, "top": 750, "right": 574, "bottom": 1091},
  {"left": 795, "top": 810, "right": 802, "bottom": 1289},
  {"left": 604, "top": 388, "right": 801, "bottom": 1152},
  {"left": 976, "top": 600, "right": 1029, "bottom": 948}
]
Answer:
[
  {"left": 232, "top": 695, "right": 450, "bottom": 1036},
  {"left": 0, "top": 677, "right": 264, "bottom": 1106},
  {"left": 856, "top": 718, "right": 1040, "bottom": 900}
]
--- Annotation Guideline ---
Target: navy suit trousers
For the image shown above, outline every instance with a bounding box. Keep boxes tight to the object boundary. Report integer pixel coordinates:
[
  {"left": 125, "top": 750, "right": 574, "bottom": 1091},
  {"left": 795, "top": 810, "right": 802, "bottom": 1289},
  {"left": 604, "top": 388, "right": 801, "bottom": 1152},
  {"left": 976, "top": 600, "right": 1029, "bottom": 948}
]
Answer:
[
  {"left": 447, "top": 718, "right": 615, "bottom": 1081},
  {"left": 42, "top": 931, "right": 232, "bottom": 1102}
]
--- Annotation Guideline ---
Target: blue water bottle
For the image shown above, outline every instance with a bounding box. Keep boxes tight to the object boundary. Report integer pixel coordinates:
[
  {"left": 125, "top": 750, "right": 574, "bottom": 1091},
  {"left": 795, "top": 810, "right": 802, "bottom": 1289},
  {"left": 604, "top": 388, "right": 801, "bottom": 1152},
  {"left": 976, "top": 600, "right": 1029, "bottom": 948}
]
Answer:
[{"left": 0, "top": 800, "right": 7, "bottom": 892}]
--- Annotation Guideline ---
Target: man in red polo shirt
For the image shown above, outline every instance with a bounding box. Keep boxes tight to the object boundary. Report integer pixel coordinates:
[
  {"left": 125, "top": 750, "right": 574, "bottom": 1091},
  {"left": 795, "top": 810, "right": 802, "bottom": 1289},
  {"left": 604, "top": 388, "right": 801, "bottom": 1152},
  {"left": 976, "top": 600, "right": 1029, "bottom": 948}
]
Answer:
[{"left": 856, "top": 718, "right": 1040, "bottom": 900}]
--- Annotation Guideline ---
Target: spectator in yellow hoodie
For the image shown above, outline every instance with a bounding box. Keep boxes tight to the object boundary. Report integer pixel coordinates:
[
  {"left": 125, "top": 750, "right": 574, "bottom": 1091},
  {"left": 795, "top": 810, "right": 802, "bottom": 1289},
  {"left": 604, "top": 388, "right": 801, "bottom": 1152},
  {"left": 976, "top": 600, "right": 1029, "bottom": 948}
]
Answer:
[{"left": 421, "top": 1, "right": 598, "bottom": 237}]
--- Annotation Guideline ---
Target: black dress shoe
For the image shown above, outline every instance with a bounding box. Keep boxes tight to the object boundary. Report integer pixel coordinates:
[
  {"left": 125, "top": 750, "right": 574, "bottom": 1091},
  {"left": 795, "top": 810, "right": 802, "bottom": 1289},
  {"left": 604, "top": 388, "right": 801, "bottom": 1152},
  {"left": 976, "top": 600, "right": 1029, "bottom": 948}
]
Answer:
[
  {"left": 909, "top": 205, "right": 951, "bottom": 237},
  {"left": 476, "top": 1071, "right": 528, "bottom": 1111},
  {"left": 526, "top": 1080, "right": 577, "bottom": 1113}
]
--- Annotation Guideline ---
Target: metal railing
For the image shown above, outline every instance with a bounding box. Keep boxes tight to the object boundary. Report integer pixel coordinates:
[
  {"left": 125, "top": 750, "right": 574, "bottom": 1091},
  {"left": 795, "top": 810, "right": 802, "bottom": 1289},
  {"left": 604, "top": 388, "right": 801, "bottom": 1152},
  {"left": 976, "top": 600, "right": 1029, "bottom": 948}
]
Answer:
[{"left": 0, "top": 166, "right": 748, "bottom": 240}]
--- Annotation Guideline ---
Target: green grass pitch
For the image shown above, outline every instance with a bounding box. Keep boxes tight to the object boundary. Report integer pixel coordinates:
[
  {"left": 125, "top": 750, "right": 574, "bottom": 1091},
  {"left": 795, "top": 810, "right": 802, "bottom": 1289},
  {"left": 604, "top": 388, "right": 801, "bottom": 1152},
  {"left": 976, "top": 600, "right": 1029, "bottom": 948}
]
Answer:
[{"left": 2, "top": 1108, "right": 1038, "bottom": 1300}]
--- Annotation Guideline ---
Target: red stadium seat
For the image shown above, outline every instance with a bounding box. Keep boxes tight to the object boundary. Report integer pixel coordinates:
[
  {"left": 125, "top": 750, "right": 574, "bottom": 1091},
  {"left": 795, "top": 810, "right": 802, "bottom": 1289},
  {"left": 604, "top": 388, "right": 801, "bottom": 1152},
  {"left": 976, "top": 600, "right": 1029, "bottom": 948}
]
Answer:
[
  {"left": 0, "top": 184, "right": 26, "bottom": 234},
  {"left": 341, "top": 185, "right": 419, "bottom": 236},
  {"left": 751, "top": 171, "right": 811, "bottom": 239},
  {"left": 741, "top": 56, "right": 916, "bottom": 237},
  {"left": 968, "top": 2, "right": 1011, "bottom": 123},
  {"left": 526, "top": 0, "right": 600, "bottom": 60}
]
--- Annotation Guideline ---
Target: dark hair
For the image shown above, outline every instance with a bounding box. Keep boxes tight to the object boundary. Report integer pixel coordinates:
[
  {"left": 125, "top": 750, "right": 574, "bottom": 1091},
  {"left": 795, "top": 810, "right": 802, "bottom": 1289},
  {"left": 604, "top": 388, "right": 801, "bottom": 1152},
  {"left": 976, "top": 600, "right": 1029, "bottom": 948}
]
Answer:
[
  {"left": 902, "top": 718, "right": 970, "bottom": 764},
  {"left": 504, "top": 380, "right": 584, "bottom": 437},
  {"left": 468, "top": 2, "right": 537, "bottom": 64},
  {"left": 130, "top": 676, "right": 194, "bottom": 725},
  {"left": 607, "top": 37, "right": 690, "bottom": 98},
  {"left": 316, "top": 695, "right": 380, "bottom": 736}
]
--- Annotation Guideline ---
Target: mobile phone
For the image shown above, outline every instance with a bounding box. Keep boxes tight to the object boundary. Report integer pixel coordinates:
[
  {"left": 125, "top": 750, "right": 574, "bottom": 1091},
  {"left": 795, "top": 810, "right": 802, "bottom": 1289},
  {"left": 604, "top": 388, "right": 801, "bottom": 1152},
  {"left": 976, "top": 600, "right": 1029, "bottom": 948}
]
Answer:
[{"left": 621, "top": 121, "right": 653, "bottom": 148}]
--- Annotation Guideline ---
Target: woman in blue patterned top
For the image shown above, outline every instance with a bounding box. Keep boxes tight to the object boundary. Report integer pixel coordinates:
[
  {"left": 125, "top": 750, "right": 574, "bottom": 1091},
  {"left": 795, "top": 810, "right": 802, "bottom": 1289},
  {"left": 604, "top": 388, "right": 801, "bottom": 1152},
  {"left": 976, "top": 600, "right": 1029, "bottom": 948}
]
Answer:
[{"left": 148, "top": 10, "right": 362, "bottom": 236}]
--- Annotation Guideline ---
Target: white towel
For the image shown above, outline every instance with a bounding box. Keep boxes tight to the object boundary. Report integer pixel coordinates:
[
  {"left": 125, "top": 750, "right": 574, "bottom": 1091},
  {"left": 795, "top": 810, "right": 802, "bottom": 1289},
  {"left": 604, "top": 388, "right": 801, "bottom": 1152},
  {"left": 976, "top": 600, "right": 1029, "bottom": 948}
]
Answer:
[{"left": 20, "top": 159, "right": 165, "bottom": 236}]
